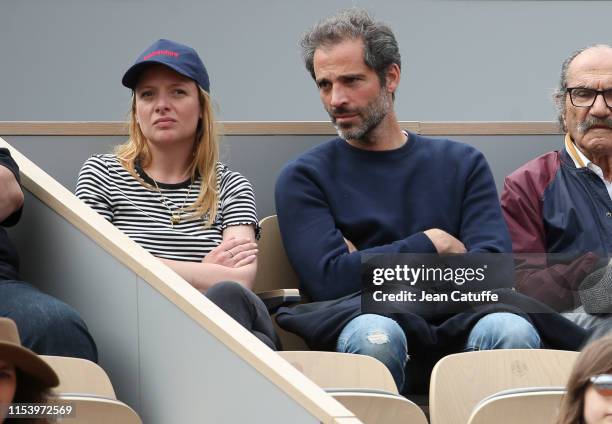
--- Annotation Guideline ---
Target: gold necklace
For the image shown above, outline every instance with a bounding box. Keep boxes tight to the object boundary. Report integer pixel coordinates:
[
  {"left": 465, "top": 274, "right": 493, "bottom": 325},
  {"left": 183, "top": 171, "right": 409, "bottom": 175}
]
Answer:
[{"left": 152, "top": 178, "right": 193, "bottom": 228}]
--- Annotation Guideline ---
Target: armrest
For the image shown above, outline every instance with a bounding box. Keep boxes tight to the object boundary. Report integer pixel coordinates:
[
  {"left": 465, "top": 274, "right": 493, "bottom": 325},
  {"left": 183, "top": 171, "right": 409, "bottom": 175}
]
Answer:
[{"left": 257, "top": 289, "right": 301, "bottom": 313}]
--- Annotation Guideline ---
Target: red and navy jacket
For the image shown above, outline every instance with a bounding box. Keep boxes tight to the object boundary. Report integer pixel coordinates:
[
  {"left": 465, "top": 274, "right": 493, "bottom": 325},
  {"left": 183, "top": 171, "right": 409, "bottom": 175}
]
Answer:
[{"left": 501, "top": 143, "right": 612, "bottom": 311}]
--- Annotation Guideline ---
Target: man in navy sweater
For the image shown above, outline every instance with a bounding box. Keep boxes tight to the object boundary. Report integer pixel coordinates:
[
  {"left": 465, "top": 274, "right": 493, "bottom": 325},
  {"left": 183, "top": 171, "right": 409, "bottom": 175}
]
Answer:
[{"left": 273, "top": 9, "right": 559, "bottom": 394}]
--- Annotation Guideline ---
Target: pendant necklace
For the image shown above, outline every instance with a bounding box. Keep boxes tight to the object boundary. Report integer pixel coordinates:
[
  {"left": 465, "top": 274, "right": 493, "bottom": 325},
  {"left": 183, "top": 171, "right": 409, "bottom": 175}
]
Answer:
[{"left": 152, "top": 178, "right": 193, "bottom": 228}]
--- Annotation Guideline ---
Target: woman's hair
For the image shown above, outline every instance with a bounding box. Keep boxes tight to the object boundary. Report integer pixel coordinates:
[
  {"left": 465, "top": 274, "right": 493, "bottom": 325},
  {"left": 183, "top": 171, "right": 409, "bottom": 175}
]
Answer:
[
  {"left": 115, "top": 85, "right": 220, "bottom": 227},
  {"left": 556, "top": 336, "right": 612, "bottom": 424},
  {"left": 5, "top": 369, "right": 53, "bottom": 424}
]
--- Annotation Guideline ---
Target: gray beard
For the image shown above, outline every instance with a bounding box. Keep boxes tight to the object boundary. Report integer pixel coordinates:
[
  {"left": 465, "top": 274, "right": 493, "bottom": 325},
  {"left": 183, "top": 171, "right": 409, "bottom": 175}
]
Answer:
[{"left": 332, "top": 91, "right": 391, "bottom": 143}]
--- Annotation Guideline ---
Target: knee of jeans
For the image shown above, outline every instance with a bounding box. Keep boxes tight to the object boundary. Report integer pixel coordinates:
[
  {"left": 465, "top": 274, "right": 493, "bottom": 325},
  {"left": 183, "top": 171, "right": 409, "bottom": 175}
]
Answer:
[
  {"left": 11, "top": 294, "right": 75, "bottom": 330},
  {"left": 337, "top": 315, "right": 408, "bottom": 364},
  {"left": 14, "top": 297, "right": 86, "bottom": 344},
  {"left": 467, "top": 312, "right": 541, "bottom": 350},
  {"left": 337, "top": 315, "right": 408, "bottom": 392},
  {"left": 207, "top": 281, "right": 244, "bottom": 297},
  {"left": 40, "top": 300, "right": 88, "bottom": 336}
]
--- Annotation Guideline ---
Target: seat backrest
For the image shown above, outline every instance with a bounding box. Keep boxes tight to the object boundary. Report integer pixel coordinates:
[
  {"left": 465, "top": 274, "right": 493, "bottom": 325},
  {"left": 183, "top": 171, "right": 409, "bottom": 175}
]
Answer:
[
  {"left": 41, "top": 355, "right": 116, "bottom": 399},
  {"left": 253, "top": 215, "right": 300, "bottom": 293},
  {"left": 254, "top": 215, "right": 308, "bottom": 350},
  {"left": 52, "top": 394, "right": 142, "bottom": 424},
  {"left": 279, "top": 351, "right": 399, "bottom": 394},
  {"left": 429, "top": 349, "right": 579, "bottom": 424},
  {"left": 468, "top": 388, "right": 566, "bottom": 424},
  {"left": 331, "top": 391, "right": 428, "bottom": 424}
]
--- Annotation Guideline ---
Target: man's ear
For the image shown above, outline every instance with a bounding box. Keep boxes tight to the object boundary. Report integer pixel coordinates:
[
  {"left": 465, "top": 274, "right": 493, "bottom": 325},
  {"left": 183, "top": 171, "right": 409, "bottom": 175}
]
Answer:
[
  {"left": 385, "top": 63, "right": 401, "bottom": 94},
  {"left": 560, "top": 108, "right": 567, "bottom": 132}
]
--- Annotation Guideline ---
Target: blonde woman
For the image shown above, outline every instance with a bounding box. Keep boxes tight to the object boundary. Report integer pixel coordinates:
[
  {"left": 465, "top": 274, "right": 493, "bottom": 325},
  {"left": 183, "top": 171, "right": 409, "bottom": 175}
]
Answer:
[{"left": 77, "top": 39, "right": 279, "bottom": 349}]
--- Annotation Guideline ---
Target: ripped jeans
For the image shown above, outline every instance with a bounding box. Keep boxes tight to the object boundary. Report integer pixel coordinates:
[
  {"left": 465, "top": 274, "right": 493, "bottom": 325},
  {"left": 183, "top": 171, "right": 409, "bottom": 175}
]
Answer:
[{"left": 336, "top": 313, "right": 540, "bottom": 393}]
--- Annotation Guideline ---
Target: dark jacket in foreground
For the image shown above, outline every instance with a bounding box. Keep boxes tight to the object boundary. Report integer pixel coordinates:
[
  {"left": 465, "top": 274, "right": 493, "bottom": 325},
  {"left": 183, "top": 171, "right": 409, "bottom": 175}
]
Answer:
[{"left": 0, "top": 148, "right": 22, "bottom": 281}]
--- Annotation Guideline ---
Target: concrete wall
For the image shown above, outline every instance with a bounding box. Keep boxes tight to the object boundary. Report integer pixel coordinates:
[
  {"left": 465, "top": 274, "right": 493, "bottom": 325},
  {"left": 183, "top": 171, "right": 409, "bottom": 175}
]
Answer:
[{"left": 1, "top": 1, "right": 610, "bottom": 122}]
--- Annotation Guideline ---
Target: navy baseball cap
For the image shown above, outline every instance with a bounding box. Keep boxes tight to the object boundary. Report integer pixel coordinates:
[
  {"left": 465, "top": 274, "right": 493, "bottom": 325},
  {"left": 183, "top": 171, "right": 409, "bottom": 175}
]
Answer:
[{"left": 122, "top": 39, "right": 210, "bottom": 92}]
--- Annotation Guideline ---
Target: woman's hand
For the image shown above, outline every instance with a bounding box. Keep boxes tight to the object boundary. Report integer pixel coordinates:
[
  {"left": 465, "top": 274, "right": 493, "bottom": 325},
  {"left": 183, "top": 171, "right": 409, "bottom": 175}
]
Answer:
[
  {"left": 160, "top": 225, "right": 259, "bottom": 291},
  {"left": 202, "top": 237, "right": 258, "bottom": 268}
]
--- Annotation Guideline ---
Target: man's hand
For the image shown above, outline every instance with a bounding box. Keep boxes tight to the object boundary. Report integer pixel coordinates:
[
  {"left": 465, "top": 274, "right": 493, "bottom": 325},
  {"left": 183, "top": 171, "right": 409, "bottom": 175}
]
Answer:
[
  {"left": 202, "top": 237, "right": 258, "bottom": 268},
  {"left": 0, "top": 165, "right": 23, "bottom": 222},
  {"left": 424, "top": 228, "right": 467, "bottom": 253}
]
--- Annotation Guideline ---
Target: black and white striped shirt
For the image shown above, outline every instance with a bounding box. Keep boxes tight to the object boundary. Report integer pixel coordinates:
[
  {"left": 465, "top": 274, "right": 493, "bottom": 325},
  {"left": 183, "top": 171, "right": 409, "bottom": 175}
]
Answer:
[{"left": 76, "top": 154, "right": 259, "bottom": 262}]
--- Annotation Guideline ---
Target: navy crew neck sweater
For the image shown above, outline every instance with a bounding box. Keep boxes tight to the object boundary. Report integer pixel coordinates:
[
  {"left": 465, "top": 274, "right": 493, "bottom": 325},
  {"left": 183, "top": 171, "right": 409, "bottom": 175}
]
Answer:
[{"left": 275, "top": 132, "right": 511, "bottom": 302}]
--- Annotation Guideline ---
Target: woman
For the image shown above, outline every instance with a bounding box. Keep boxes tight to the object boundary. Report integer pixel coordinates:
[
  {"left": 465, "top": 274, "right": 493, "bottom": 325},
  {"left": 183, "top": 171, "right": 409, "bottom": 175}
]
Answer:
[
  {"left": 557, "top": 336, "right": 612, "bottom": 424},
  {"left": 0, "top": 318, "right": 58, "bottom": 424},
  {"left": 76, "top": 39, "right": 279, "bottom": 350}
]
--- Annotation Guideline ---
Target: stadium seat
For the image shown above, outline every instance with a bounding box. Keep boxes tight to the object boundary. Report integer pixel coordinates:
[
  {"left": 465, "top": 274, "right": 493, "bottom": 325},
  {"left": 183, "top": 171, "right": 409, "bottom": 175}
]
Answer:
[
  {"left": 41, "top": 355, "right": 116, "bottom": 398},
  {"left": 279, "top": 351, "right": 399, "bottom": 393},
  {"left": 429, "top": 349, "right": 578, "bottom": 424},
  {"left": 467, "top": 387, "right": 566, "bottom": 424},
  {"left": 328, "top": 390, "right": 428, "bottom": 424},
  {"left": 254, "top": 215, "right": 308, "bottom": 350},
  {"left": 51, "top": 394, "right": 142, "bottom": 424},
  {"left": 254, "top": 215, "right": 301, "bottom": 297}
]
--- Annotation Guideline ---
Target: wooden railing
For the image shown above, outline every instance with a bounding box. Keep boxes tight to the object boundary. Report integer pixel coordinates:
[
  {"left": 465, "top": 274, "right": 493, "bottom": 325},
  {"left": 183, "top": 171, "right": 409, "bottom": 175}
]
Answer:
[{"left": 0, "top": 121, "right": 562, "bottom": 136}]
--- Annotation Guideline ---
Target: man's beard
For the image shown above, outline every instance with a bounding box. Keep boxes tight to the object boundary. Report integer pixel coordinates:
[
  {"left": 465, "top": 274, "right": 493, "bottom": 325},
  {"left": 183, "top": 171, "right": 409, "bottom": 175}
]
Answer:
[{"left": 328, "top": 89, "right": 391, "bottom": 143}]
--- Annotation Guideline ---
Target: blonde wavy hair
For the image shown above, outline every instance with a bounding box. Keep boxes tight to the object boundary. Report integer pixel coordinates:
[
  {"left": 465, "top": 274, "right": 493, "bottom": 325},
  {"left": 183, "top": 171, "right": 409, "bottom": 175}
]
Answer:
[{"left": 115, "top": 86, "right": 219, "bottom": 227}]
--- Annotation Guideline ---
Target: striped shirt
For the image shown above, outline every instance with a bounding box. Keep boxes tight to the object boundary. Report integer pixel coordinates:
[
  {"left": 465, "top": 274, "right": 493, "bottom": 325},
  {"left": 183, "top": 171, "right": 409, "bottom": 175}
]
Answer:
[{"left": 76, "top": 154, "right": 259, "bottom": 262}]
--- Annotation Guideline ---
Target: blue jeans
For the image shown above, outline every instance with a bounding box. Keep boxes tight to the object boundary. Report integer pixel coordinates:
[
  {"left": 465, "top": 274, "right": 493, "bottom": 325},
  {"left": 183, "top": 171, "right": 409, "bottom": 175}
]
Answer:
[
  {"left": 0, "top": 281, "right": 97, "bottom": 361},
  {"left": 337, "top": 315, "right": 409, "bottom": 391},
  {"left": 465, "top": 312, "right": 541, "bottom": 351},
  {"left": 337, "top": 312, "right": 540, "bottom": 392}
]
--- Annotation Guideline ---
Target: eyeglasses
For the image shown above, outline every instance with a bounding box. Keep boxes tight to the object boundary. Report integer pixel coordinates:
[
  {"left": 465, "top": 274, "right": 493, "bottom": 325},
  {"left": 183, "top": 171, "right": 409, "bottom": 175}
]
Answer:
[
  {"left": 567, "top": 88, "right": 612, "bottom": 108},
  {"left": 590, "top": 374, "right": 612, "bottom": 396}
]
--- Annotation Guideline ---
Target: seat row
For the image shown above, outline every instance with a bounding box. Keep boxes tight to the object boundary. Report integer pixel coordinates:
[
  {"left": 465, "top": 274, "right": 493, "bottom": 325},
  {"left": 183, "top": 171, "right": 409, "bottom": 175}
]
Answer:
[
  {"left": 279, "top": 349, "right": 576, "bottom": 424},
  {"left": 41, "top": 348, "right": 574, "bottom": 424}
]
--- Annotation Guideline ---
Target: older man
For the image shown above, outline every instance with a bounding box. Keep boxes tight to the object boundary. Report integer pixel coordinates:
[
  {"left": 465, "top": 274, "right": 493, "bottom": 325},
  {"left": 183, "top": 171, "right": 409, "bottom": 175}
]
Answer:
[
  {"left": 501, "top": 44, "right": 612, "bottom": 340},
  {"left": 272, "top": 9, "right": 580, "bottom": 395}
]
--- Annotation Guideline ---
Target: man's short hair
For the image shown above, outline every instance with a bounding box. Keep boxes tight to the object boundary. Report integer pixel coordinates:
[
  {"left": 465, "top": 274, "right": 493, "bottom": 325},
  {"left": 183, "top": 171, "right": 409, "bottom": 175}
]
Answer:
[
  {"left": 300, "top": 8, "right": 401, "bottom": 87},
  {"left": 553, "top": 44, "right": 612, "bottom": 131}
]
